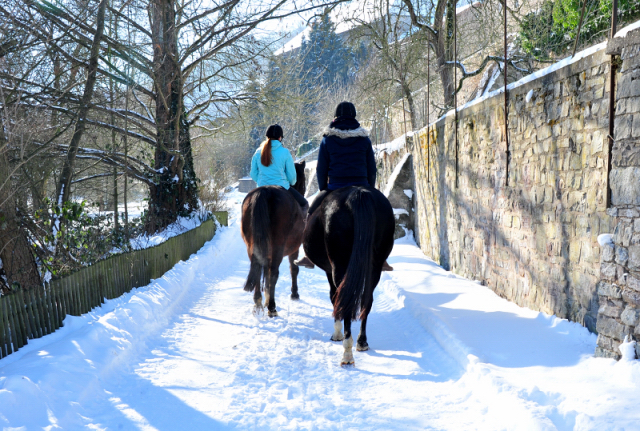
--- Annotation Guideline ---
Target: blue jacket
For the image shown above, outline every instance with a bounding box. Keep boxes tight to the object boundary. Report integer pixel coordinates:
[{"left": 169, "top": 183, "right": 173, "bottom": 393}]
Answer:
[
  {"left": 316, "top": 126, "right": 376, "bottom": 191},
  {"left": 250, "top": 140, "right": 297, "bottom": 189}
]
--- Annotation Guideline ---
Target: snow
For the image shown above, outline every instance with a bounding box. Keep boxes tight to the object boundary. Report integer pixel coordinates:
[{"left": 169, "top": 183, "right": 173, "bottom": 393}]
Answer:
[
  {"left": 374, "top": 131, "right": 413, "bottom": 154},
  {"left": 404, "top": 189, "right": 413, "bottom": 199},
  {"left": 526, "top": 89, "right": 535, "bottom": 103},
  {"left": 597, "top": 233, "right": 614, "bottom": 247},
  {"left": 619, "top": 336, "right": 637, "bottom": 361},
  {"left": 393, "top": 208, "right": 409, "bottom": 216},
  {"left": 383, "top": 152, "right": 411, "bottom": 197},
  {"left": 614, "top": 18, "right": 640, "bottom": 39},
  {"left": 430, "top": 26, "right": 636, "bottom": 126},
  {"left": 1, "top": 191, "right": 640, "bottom": 429}
]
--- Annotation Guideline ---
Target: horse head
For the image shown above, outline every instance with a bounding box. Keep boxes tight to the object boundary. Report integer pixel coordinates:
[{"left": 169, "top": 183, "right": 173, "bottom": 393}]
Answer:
[{"left": 293, "top": 161, "right": 306, "bottom": 196}]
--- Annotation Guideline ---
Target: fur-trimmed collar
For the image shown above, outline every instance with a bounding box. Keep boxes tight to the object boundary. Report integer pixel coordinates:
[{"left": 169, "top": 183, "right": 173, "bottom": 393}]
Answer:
[{"left": 323, "top": 126, "right": 370, "bottom": 139}]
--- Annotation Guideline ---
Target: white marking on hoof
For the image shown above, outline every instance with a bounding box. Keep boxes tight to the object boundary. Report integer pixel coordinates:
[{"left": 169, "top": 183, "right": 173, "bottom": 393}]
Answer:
[
  {"left": 268, "top": 309, "right": 278, "bottom": 318},
  {"left": 341, "top": 336, "right": 354, "bottom": 365},
  {"left": 331, "top": 320, "right": 344, "bottom": 341}
]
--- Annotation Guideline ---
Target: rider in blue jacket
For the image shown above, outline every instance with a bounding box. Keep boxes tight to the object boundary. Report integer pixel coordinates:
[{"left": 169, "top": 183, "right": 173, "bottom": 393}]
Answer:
[
  {"left": 295, "top": 102, "right": 392, "bottom": 271},
  {"left": 250, "top": 124, "right": 308, "bottom": 211}
]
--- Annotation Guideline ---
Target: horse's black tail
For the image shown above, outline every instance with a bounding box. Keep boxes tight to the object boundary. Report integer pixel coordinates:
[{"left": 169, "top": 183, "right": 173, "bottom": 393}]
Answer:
[
  {"left": 334, "top": 188, "right": 375, "bottom": 321},
  {"left": 243, "top": 189, "right": 270, "bottom": 292}
]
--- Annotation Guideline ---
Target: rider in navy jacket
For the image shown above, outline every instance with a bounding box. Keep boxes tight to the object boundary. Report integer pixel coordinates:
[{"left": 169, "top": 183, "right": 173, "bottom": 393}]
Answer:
[
  {"left": 295, "top": 102, "right": 392, "bottom": 271},
  {"left": 315, "top": 118, "right": 376, "bottom": 193}
]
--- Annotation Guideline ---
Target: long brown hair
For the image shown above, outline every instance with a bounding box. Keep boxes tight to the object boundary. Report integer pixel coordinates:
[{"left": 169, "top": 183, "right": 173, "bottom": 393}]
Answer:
[{"left": 260, "top": 124, "right": 283, "bottom": 167}]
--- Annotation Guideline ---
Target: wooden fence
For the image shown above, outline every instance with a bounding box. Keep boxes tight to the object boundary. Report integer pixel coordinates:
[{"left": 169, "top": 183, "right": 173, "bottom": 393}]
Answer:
[{"left": 0, "top": 211, "right": 228, "bottom": 359}]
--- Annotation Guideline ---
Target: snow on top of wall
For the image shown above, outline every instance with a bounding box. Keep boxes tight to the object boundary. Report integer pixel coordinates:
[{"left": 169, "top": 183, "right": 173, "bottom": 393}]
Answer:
[
  {"left": 375, "top": 131, "right": 414, "bottom": 154},
  {"left": 615, "top": 18, "right": 640, "bottom": 38},
  {"left": 456, "top": 2, "right": 481, "bottom": 15},
  {"left": 431, "top": 18, "right": 640, "bottom": 126}
]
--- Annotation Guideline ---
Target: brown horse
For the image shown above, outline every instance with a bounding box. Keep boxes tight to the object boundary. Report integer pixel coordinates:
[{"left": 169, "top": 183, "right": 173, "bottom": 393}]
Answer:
[
  {"left": 302, "top": 185, "right": 395, "bottom": 365},
  {"left": 240, "top": 161, "right": 306, "bottom": 317}
]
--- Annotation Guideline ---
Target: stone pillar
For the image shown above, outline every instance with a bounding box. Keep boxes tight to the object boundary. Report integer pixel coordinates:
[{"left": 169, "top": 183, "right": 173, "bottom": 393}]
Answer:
[{"left": 595, "top": 28, "right": 640, "bottom": 359}]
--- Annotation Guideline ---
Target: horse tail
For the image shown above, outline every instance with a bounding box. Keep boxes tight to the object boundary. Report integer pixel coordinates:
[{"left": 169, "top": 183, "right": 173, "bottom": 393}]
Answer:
[
  {"left": 334, "top": 188, "right": 375, "bottom": 322},
  {"left": 243, "top": 189, "right": 271, "bottom": 292}
]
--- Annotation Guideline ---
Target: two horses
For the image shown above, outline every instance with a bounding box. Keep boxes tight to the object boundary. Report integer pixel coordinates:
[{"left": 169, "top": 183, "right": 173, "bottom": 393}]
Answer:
[{"left": 240, "top": 163, "right": 395, "bottom": 365}]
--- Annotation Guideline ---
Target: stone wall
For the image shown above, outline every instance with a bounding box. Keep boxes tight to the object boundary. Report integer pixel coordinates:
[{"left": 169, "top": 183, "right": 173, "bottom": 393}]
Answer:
[
  {"left": 411, "top": 46, "right": 614, "bottom": 333},
  {"left": 595, "top": 28, "right": 640, "bottom": 359},
  {"left": 375, "top": 136, "right": 415, "bottom": 239}
]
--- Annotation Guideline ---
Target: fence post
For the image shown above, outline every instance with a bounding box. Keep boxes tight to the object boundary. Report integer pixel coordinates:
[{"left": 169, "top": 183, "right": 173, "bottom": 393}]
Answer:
[{"left": 1, "top": 297, "right": 12, "bottom": 355}]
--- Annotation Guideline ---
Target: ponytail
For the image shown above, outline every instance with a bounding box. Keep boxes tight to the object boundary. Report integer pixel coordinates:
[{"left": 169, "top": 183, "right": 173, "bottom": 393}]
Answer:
[
  {"left": 261, "top": 124, "right": 283, "bottom": 167},
  {"left": 260, "top": 138, "right": 273, "bottom": 167}
]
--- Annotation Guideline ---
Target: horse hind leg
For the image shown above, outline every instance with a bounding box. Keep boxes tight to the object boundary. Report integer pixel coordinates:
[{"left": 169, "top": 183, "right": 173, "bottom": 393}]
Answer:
[
  {"left": 341, "top": 319, "right": 354, "bottom": 366},
  {"left": 266, "top": 262, "right": 280, "bottom": 318},
  {"left": 289, "top": 251, "right": 300, "bottom": 300},
  {"left": 356, "top": 314, "right": 370, "bottom": 351}
]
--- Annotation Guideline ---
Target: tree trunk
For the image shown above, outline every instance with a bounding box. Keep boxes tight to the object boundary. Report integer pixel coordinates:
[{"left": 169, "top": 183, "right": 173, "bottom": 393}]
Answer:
[
  {"left": 147, "top": 0, "right": 198, "bottom": 233},
  {"left": 401, "top": 81, "right": 418, "bottom": 131},
  {"left": 55, "top": 0, "right": 109, "bottom": 205},
  {"left": 0, "top": 126, "right": 40, "bottom": 291}
]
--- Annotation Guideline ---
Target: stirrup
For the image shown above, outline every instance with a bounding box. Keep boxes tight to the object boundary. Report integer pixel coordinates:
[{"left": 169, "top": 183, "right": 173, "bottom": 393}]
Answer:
[
  {"left": 382, "top": 260, "right": 394, "bottom": 271},
  {"left": 294, "top": 256, "right": 315, "bottom": 269}
]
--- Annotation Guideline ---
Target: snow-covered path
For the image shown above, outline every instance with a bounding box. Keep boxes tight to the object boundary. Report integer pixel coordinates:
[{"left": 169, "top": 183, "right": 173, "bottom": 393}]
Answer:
[{"left": 1, "top": 193, "right": 640, "bottom": 430}]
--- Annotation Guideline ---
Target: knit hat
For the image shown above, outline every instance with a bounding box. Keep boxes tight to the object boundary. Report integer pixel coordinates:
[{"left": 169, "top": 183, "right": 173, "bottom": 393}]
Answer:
[{"left": 335, "top": 102, "right": 356, "bottom": 119}]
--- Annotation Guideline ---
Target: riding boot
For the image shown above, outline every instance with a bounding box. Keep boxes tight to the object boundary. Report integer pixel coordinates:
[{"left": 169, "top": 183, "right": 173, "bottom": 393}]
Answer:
[
  {"left": 382, "top": 260, "right": 394, "bottom": 271},
  {"left": 294, "top": 203, "right": 315, "bottom": 269}
]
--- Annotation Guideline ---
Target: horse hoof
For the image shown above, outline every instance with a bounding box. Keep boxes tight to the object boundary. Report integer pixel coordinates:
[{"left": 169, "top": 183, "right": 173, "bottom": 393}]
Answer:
[
  {"left": 340, "top": 359, "right": 355, "bottom": 366},
  {"left": 356, "top": 343, "right": 369, "bottom": 352},
  {"left": 290, "top": 293, "right": 300, "bottom": 300},
  {"left": 268, "top": 310, "right": 278, "bottom": 318},
  {"left": 253, "top": 306, "right": 264, "bottom": 317},
  {"left": 331, "top": 334, "right": 345, "bottom": 342}
]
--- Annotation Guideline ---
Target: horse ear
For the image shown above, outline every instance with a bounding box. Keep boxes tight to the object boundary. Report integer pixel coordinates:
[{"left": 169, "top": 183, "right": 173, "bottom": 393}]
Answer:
[{"left": 300, "top": 160, "right": 306, "bottom": 168}]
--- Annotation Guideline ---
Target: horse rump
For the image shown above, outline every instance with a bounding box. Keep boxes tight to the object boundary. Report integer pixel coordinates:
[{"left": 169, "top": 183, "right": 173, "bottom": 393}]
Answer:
[{"left": 334, "top": 188, "right": 376, "bottom": 322}]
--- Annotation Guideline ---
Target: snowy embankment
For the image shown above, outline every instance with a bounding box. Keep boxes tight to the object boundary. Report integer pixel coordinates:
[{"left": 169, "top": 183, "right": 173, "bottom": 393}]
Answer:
[{"left": 1, "top": 191, "right": 640, "bottom": 430}]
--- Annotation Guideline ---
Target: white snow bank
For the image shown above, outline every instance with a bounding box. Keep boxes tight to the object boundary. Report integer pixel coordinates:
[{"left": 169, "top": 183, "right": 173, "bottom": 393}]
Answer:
[
  {"left": 375, "top": 131, "right": 414, "bottom": 154},
  {"left": 615, "top": 18, "right": 640, "bottom": 39},
  {"left": 597, "top": 233, "right": 614, "bottom": 247},
  {"left": 2, "top": 190, "right": 640, "bottom": 429},
  {"left": 619, "top": 336, "right": 637, "bottom": 361},
  {"left": 383, "top": 152, "right": 411, "bottom": 197}
]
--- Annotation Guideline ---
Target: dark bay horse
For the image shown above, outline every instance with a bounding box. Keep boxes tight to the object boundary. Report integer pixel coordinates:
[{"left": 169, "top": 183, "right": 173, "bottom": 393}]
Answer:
[
  {"left": 302, "top": 186, "right": 395, "bottom": 365},
  {"left": 241, "top": 161, "right": 306, "bottom": 317}
]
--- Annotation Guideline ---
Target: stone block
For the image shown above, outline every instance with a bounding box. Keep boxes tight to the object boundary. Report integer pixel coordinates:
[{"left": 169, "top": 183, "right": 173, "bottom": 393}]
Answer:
[
  {"left": 598, "top": 301, "right": 623, "bottom": 318},
  {"left": 615, "top": 245, "right": 629, "bottom": 266},
  {"left": 628, "top": 274, "right": 640, "bottom": 292},
  {"left": 598, "top": 281, "right": 622, "bottom": 298},
  {"left": 622, "top": 288, "right": 640, "bottom": 307},
  {"left": 621, "top": 306, "right": 640, "bottom": 326},
  {"left": 610, "top": 168, "right": 640, "bottom": 206},
  {"left": 628, "top": 245, "right": 640, "bottom": 270},
  {"left": 600, "top": 262, "right": 617, "bottom": 279},
  {"left": 618, "top": 73, "right": 640, "bottom": 99},
  {"left": 595, "top": 346, "right": 621, "bottom": 359},
  {"left": 633, "top": 114, "right": 640, "bottom": 138},
  {"left": 601, "top": 243, "right": 614, "bottom": 262},
  {"left": 619, "top": 208, "right": 639, "bottom": 218},
  {"left": 596, "top": 315, "right": 626, "bottom": 340}
]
